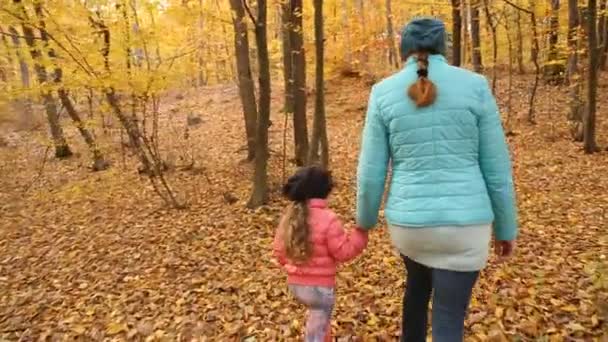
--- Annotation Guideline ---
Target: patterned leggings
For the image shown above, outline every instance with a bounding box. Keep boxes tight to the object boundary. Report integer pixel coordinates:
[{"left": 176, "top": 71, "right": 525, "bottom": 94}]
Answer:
[{"left": 289, "top": 285, "right": 336, "bottom": 342}]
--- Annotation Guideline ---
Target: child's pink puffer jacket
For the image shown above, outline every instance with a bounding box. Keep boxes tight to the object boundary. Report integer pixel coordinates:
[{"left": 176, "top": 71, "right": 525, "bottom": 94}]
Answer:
[{"left": 273, "top": 199, "right": 369, "bottom": 287}]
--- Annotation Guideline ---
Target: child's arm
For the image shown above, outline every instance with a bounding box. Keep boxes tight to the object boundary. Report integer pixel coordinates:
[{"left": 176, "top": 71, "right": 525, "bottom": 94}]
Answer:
[{"left": 326, "top": 215, "right": 369, "bottom": 262}]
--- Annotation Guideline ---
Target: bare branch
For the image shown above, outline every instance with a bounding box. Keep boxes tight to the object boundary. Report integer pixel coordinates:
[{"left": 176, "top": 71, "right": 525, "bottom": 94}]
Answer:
[
  {"left": 242, "top": 0, "right": 257, "bottom": 26},
  {"left": 502, "top": 0, "right": 533, "bottom": 15}
]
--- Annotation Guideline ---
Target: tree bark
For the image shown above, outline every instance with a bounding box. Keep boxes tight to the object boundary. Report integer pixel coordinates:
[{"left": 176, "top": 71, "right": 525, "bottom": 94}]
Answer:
[
  {"left": 15, "top": 0, "right": 72, "bottom": 158},
  {"left": 451, "top": 0, "right": 462, "bottom": 66},
  {"left": 309, "top": 0, "right": 329, "bottom": 168},
  {"left": 599, "top": 0, "right": 608, "bottom": 69},
  {"left": 584, "top": 0, "right": 599, "bottom": 153},
  {"left": 248, "top": 0, "right": 272, "bottom": 208},
  {"left": 471, "top": 2, "right": 483, "bottom": 72},
  {"left": 385, "top": 0, "right": 399, "bottom": 68},
  {"left": 34, "top": 3, "right": 108, "bottom": 170},
  {"left": 516, "top": 9, "right": 525, "bottom": 73},
  {"left": 6, "top": 26, "right": 34, "bottom": 130},
  {"left": 229, "top": 0, "right": 257, "bottom": 161},
  {"left": 290, "top": 0, "right": 309, "bottom": 166},
  {"left": 544, "top": 0, "right": 561, "bottom": 80},
  {"left": 341, "top": 0, "right": 352, "bottom": 65},
  {"left": 566, "top": 0, "right": 581, "bottom": 81},
  {"left": 281, "top": 0, "right": 294, "bottom": 116},
  {"left": 483, "top": 0, "right": 498, "bottom": 92}
]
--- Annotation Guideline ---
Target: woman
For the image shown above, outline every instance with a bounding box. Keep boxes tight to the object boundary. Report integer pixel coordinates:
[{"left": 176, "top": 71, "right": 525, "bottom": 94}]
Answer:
[{"left": 356, "top": 18, "right": 518, "bottom": 341}]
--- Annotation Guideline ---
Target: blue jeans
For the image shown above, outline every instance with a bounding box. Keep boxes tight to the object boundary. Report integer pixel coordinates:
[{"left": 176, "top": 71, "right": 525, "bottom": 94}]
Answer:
[{"left": 401, "top": 256, "right": 479, "bottom": 342}]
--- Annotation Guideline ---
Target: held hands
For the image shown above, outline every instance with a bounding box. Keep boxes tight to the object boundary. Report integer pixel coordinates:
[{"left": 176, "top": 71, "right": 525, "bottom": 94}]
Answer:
[{"left": 494, "top": 239, "right": 516, "bottom": 262}]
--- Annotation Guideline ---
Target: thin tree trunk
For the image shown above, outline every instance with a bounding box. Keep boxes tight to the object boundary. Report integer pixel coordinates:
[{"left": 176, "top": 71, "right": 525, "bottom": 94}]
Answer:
[
  {"left": 342, "top": 0, "right": 352, "bottom": 65},
  {"left": 471, "top": 1, "right": 483, "bottom": 72},
  {"left": 6, "top": 26, "right": 34, "bottom": 130},
  {"left": 34, "top": 3, "right": 108, "bottom": 170},
  {"left": 309, "top": 0, "right": 329, "bottom": 168},
  {"left": 545, "top": 0, "right": 561, "bottom": 81},
  {"left": 462, "top": 0, "right": 469, "bottom": 65},
  {"left": 566, "top": 0, "right": 581, "bottom": 82},
  {"left": 585, "top": 0, "right": 599, "bottom": 153},
  {"left": 0, "top": 27, "right": 11, "bottom": 83},
  {"left": 483, "top": 0, "right": 498, "bottom": 92},
  {"left": 504, "top": 0, "right": 541, "bottom": 124},
  {"left": 505, "top": 9, "right": 514, "bottom": 134},
  {"left": 197, "top": 0, "right": 206, "bottom": 86},
  {"left": 248, "top": 0, "right": 271, "bottom": 208},
  {"left": 516, "top": 9, "right": 525, "bottom": 73},
  {"left": 281, "top": 0, "right": 294, "bottom": 115},
  {"left": 385, "top": 0, "right": 399, "bottom": 68},
  {"left": 451, "top": 0, "right": 462, "bottom": 66},
  {"left": 229, "top": 0, "right": 257, "bottom": 161},
  {"left": 290, "top": 0, "right": 309, "bottom": 166},
  {"left": 15, "top": 0, "right": 72, "bottom": 158},
  {"left": 599, "top": 0, "right": 608, "bottom": 69}
]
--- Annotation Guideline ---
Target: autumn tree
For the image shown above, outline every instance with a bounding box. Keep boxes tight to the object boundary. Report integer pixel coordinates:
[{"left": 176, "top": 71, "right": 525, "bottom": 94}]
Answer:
[
  {"left": 385, "top": 0, "right": 399, "bottom": 68},
  {"left": 14, "top": 0, "right": 72, "bottom": 159},
  {"left": 33, "top": 2, "right": 108, "bottom": 171},
  {"left": 3, "top": 25, "right": 33, "bottom": 130},
  {"left": 229, "top": 0, "right": 257, "bottom": 161},
  {"left": 504, "top": 0, "right": 541, "bottom": 124},
  {"left": 599, "top": 0, "right": 608, "bottom": 69},
  {"left": 246, "top": 0, "right": 272, "bottom": 208},
  {"left": 584, "top": 0, "right": 599, "bottom": 153},
  {"left": 308, "top": 0, "right": 329, "bottom": 168},
  {"left": 544, "top": 0, "right": 562, "bottom": 81},
  {"left": 281, "top": 0, "right": 308, "bottom": 166},
  {"left": 483, "top": 0, "right": 498, "bottom": 92},
  {"left": 451, "top": 0, "right": 462, "bottom": 66},
  {"left": 471, "top": 1, "right": 483, "bottom": 72},
  {"left": 565, "top": 0, "right": 585, "bottom": 141}
]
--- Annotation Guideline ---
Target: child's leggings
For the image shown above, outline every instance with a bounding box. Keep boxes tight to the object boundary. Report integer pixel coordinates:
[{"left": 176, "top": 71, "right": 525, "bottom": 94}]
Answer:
[{"left": 289, "top": 285, "right": 335, "bottom": 342}]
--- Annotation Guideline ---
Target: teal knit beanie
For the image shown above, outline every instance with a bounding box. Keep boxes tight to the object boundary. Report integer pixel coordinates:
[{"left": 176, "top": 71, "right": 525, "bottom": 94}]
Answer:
[{"left": 400, "top": 18, "right": 447, "bottom": 61}]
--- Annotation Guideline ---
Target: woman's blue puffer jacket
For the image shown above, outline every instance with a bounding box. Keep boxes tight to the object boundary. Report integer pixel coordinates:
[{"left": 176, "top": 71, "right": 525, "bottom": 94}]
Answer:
[{"left": 356, "top": 54, "right": 518, "bottom": 241}]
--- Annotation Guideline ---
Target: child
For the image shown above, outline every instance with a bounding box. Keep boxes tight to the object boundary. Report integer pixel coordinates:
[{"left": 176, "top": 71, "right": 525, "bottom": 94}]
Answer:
[{"left": 273, "top": 166, "right": 369, "bottom": 342}]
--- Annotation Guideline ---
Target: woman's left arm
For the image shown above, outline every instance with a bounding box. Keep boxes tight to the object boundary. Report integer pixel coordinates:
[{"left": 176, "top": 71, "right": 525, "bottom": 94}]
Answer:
[{"left": 356, "top": 87, "right": 390, "bottom": 230}]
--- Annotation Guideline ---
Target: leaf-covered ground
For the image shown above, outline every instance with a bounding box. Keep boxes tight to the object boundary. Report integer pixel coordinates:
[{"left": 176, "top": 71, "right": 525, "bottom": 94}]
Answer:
[{"left": 0, "top": 74, "right": 607, "bottom": 341}]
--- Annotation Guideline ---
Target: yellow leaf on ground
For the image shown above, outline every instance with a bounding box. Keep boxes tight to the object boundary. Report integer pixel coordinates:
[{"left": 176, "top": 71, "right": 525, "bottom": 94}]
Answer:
[{"left": 106, "top": 322, "right": 127, "bottom": 335}]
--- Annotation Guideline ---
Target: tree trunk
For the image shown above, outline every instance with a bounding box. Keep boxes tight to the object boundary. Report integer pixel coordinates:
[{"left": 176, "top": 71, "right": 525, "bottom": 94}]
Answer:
[
  {"left": 341, "top": 0, "right": 352, "bottom": 65},
  {"left": 545, "top": 0, "right": 562, "bottom": 81},
  {"left": 471, "top": 2, "right": 483, "bottom": 72},
  {"left": 385, "top": 0, "right": 399, "bottom": 68},
  {"left": 248, "top": 0, "right": 271, "bottom": 208},
  {"left": 504, "top": 0, "right": 541, "bottom": 124},
  {"left": 229, "top": 0, "right": 257, "bottom": 161},
  {"left": 548, "top": 0, "right": 560, "bottom": 60},
  {"left": 584, "top": 0, "right": 599, "bottom": 153},
  {"left": 309, "top": 0, "right": 329, "bottom": 168},
  {"left": 451, "top": 0, "right": 462, "bottom": 66},
  {"left": 197, "top": 0, "right": 206, "bottom": 86},
  {"left": 516, "top": 9, "right": 525, "bottom": 73},
  {"left": 566, "top": 0, "right": 581, "bottom": 82},
  {"left": 599, "top": 0, "right": 608, "bottom": 69},
  {"left": 34, "top": 3, "right": 108, "bottom": 170},
  {"left": 281, "top": 0, "right": 294, "bottom": 116},
  {"left": 504, "top": 8, "right": 514, "bottom": 134},
  {"left": 462, "top": 0, "right": 469, "bottom": 64},
  {"left": 15, "top": 0, "right": 72, "bottom": 158},
  {"left": 483, "top": 0, "right": 498, "bottom": 92},
  {"left": 290, "top": 0, "right": 309, "bottom": 166},
  {"left": 6, "top": 26, "right": 34, "bottom": 130}
]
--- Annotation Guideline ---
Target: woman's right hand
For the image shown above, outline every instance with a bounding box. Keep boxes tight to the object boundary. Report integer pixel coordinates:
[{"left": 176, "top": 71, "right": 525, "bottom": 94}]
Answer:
[{"left": 494, "top": 240, "right": 516, "bottom": 262}]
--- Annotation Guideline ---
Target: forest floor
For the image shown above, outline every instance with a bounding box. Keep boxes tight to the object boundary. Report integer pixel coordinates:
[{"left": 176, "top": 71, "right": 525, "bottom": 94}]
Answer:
[{"left": 0, "top": 72, "right": 607, "bottom": 341}]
